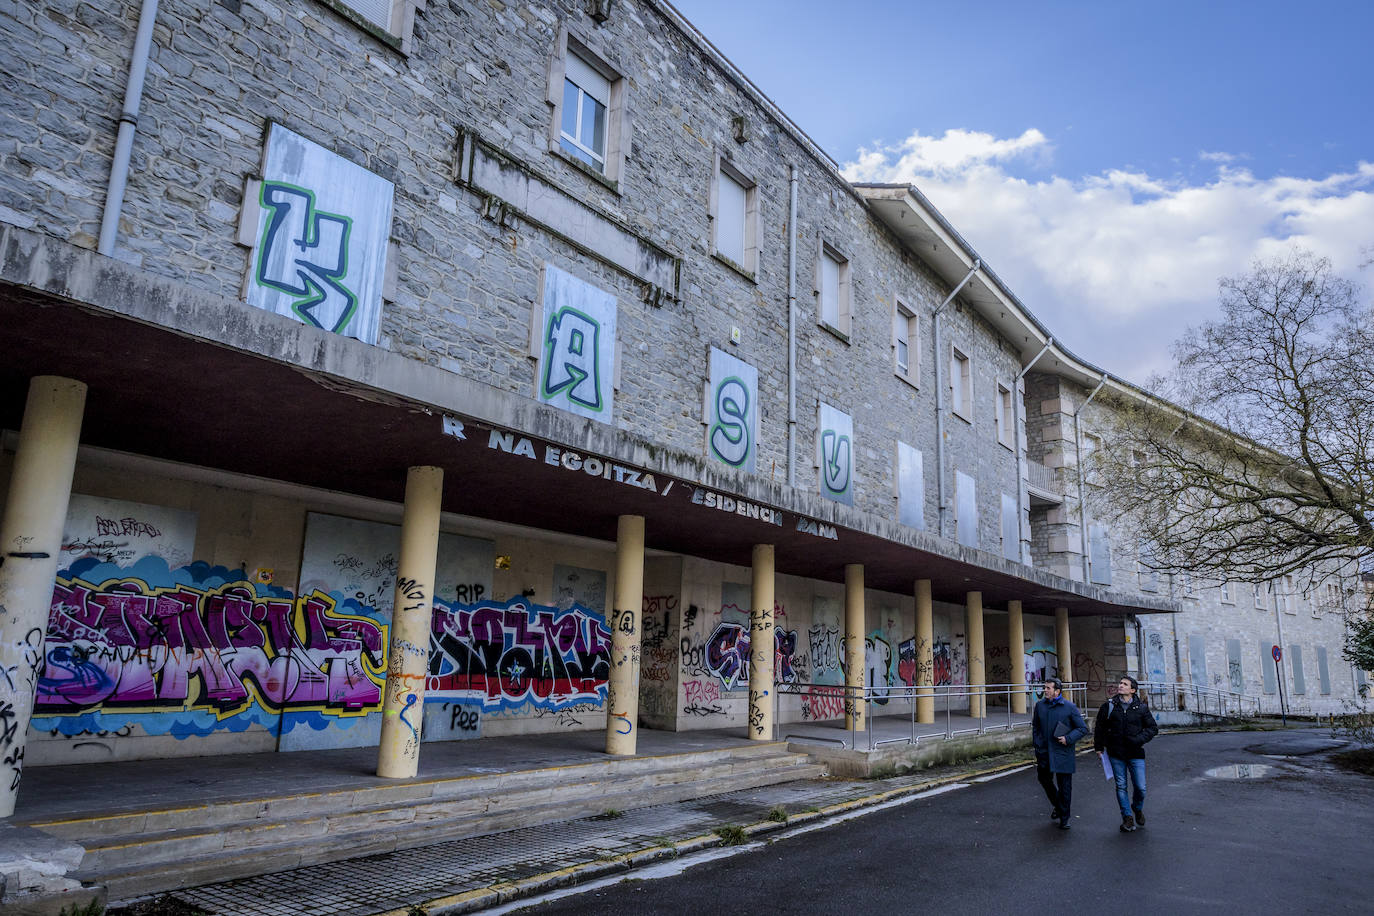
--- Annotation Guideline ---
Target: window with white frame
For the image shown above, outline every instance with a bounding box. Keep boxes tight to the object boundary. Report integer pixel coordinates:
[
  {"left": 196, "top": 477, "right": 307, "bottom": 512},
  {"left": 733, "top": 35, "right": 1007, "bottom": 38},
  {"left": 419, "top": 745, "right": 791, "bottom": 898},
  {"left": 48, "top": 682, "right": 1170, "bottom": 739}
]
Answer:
[
  {"left": 1220, "top": 579, "right": 1233, "bottom": 604},
  {"left": 893, "top": 300, "right": 918, "bottom": 383},
  {"left": 1279, "top": 574, "right": 1296, "bottom": 613},
  {"left": 995, "top": 382, "right": 1014, "bottom": 449},
  {"left": 711, "top": 157, "right": 758, "bottom": 275},
  {"left": 950, "top": 346, "right": 972, "bottom": 421},
  {"left": 329, "top": 0, "right": 424, "bottom": 52},
  {"left": 817, "top": 243, "right": 851, "bottom": 336},
  {"left": 549, "top": 34, "right": 626, "bottom": 182},
  {"left": 1253, "top": 582, "right": 1267, "bottom": 609}
]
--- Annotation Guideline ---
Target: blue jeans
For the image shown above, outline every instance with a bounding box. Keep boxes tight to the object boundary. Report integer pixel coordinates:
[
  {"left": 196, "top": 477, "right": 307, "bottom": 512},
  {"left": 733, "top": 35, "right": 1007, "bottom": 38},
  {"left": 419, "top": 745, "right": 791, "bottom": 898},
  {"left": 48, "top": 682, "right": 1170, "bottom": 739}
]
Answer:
[{"left": 1110, "top": 756, "right": 1146, "bottom": 818}]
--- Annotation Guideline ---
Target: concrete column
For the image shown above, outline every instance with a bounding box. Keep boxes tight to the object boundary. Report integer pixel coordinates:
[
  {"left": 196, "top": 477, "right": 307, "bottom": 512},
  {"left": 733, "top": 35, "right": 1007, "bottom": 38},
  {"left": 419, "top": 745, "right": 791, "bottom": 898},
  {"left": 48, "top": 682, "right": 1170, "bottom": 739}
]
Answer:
[
  {"left": 747, "top": 544, "right": 775, "bottom": 741},
  {"left": 377, "top": 466, "right": 444, "bottom": 779},
  {"left": 1056, "top": 607, "right": 1073, "bottom": 682},
  {"left": 844, "top": 564, "right": 865, "bottom": 732},
  {"left": 1007, "top": 600, "right": 1027, "bottom": 714},
  {"left": 915, "top": 578, "right": 934, "bottom": 724},
  {"left": 605, "top": 515, "right": 645, "bottom": 755},
  {"left": 966, "top": 591, "right": 986, "bottom": 719},
  {"left": 0, "top": 377, "right": 87, "bottom": 817}
]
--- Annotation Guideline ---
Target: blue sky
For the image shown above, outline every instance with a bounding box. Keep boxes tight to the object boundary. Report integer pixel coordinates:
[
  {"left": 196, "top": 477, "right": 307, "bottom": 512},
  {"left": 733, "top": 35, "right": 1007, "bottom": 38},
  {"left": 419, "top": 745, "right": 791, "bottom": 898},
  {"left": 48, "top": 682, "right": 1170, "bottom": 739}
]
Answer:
[{"left": 670, "top": 0, "right": 1374, "bottom": 384}]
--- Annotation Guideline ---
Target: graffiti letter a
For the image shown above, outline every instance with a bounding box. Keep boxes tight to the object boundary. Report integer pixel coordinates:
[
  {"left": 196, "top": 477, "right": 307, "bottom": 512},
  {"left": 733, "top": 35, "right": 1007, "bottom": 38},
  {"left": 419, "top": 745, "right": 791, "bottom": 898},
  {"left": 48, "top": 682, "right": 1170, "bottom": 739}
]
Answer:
[
  {"left": 543, "top": 307, "right": 603, "bottom": 411},
  {"left": 256, "top": 182, "right": 359, "bottom": 334},
  {"left": 821, "top": 429, "right": 851, "bottom": 496},
  {"left": 709, "top": 377, "right": 751, "bottom": 467}
]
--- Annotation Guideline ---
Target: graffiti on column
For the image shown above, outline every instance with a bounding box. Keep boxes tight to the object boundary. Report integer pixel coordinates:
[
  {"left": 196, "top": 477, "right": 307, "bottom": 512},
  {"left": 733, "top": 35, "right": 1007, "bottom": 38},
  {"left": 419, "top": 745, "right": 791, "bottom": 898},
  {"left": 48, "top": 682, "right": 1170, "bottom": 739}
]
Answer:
[{"left": 703, "top": 620, "right": 798, "bottom": 691}]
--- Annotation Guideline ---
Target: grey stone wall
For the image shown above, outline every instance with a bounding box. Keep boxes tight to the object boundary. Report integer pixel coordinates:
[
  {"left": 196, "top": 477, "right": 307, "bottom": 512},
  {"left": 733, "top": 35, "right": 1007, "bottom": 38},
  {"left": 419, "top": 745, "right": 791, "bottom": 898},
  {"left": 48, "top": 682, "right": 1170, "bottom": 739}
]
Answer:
[{"left": 0, "top": 0, "right": 1023, "bottom": 552}]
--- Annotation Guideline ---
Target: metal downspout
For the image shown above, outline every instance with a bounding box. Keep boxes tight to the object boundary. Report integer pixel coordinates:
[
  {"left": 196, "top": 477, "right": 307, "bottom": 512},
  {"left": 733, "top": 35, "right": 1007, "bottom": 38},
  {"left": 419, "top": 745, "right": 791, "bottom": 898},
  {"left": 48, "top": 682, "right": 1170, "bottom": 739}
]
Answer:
[
  {"left": 933, "top": 259, "right": 980, "bottom": 539},
  {"left": 1013, "top": 337, "right": 1053, "bottom": 563},
  {"left": 1074, "top": 374, "right": 1108, "bottom": 582},
  {"left": 99, "top": 0, "right": 160, "bottom": 256},
  {"left": 786, "top": 166, "right": 798, "bottom": 487}
]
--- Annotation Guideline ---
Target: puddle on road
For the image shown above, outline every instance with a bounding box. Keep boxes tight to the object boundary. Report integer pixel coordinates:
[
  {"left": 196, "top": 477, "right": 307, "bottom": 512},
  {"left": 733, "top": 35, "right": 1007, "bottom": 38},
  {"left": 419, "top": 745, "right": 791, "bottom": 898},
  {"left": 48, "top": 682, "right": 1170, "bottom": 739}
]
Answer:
[{"left": 1205, "top": 763, "right": 1276, "bottom": 779}]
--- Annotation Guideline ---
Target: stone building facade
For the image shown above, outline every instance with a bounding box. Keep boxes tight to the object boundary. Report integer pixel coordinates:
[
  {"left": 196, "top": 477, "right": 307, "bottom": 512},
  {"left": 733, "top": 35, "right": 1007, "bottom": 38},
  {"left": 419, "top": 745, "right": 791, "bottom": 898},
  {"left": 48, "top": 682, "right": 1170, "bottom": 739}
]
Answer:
[{"left": 0, "top": 0, "right": 1363, "bottom": 811}]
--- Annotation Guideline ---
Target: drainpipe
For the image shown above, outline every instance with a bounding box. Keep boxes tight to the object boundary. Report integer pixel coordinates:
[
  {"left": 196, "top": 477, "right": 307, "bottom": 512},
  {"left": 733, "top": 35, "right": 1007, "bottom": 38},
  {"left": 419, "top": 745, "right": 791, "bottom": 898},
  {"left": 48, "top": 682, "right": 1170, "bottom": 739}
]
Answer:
[
  {"left": 786, "top": 165, "right": 798, "bottom": 487},
  {"left": 98, "top": 0, "right": 159, "bottom": 256},
  {"left": 933, "top": 259, "right": 980, "bottom": 539},
  {"left": 1074, "top": 373, "right": 1108, "bottom": 582},
  {"left": 1013, "top": 337, "right": 1053, "bottom": 563}
]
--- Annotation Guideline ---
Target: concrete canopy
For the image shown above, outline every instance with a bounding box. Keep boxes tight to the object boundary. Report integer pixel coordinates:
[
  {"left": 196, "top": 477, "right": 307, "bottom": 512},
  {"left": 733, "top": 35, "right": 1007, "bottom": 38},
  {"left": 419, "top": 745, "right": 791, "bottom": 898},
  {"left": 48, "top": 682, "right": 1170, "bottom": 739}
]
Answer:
[{"left": 0, "top": 224, "right": 1177, "bottom": 618}]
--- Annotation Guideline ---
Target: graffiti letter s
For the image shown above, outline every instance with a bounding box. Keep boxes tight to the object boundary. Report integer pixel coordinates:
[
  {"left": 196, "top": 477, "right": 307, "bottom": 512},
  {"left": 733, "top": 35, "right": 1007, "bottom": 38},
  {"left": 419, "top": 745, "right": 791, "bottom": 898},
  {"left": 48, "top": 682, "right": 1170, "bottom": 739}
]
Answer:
[{"left": 709, "top": 377, "right": 751, "bottom": 467}]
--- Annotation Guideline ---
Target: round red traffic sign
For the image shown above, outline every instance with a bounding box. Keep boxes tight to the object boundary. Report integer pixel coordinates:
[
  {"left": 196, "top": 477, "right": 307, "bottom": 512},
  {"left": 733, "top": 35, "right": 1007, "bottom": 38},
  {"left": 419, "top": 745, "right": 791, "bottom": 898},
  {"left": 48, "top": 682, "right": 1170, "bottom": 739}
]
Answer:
[{"left": 1272, "top": 645, "right": 1283, "bottom": 662}]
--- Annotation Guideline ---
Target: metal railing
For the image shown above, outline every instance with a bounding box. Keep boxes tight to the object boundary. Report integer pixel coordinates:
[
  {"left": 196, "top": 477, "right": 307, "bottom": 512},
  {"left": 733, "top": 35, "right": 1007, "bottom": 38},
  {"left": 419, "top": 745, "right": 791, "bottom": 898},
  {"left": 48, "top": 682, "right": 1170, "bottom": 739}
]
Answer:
[
  {"left": 1026, "top": 458, "right": 1061, "bottom": 496},
  {"left": 1137, "top": 681, "right": 1266, "bottom": 718},
  {"left": 776, "top": 681, "right": 1088, "bottom": 751}
]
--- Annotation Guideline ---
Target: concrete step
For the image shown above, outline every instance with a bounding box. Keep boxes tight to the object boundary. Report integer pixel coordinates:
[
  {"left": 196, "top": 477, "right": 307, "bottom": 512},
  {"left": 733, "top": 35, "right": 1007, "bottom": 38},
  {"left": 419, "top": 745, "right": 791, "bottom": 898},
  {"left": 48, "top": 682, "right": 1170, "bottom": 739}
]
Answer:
[
  {"left": 35, "top": 741, "right": 794, "bottom": 842},
  {"left": 74, "top": 751, "right": 818, "bottom": 873},
  {"left": 91, "top": 754, "right": 824, "bottom": 901}
]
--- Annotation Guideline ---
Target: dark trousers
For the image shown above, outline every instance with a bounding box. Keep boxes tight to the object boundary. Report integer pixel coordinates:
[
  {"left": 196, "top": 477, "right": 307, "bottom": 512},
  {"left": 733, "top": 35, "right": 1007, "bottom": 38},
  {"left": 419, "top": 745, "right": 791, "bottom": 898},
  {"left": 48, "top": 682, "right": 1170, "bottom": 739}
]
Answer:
[{"left": 1037, "top": 762, "right": 1073, "bottom": 819}]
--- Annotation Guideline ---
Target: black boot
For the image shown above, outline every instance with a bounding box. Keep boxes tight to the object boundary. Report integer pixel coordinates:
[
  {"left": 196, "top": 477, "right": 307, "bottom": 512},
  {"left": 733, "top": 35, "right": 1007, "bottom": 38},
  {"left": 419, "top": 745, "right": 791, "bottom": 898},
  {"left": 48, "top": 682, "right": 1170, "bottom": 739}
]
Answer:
[
  {"left": 1120, "top": 815, "right": 1136, "bottom": 832},
  {"left": 1133, "top": 807, "right": 1145, "bottom": 826}
]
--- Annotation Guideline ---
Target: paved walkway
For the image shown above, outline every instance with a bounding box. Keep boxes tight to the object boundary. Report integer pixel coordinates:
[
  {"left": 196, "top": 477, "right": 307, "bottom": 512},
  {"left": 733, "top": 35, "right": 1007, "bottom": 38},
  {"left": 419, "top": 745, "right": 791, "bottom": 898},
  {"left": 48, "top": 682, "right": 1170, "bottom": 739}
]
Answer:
[{"left": 103, "top": 746, "right": 1038, "bottom": 915}]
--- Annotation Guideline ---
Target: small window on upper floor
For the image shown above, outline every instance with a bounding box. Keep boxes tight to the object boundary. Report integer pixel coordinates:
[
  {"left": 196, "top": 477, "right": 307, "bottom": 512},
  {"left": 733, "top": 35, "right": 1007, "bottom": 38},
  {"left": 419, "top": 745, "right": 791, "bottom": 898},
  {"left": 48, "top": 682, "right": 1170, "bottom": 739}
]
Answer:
[
  {"left": 893, "top": 300, "right": 919, "bottom": 385},
  {"left": 324, "top": 0, "right": 424, "bottom": 52},
  {"left": 995, "top": 382, "right": 1014, "bottom": 449},
  {"left": 950, "top": 345, "right": 972, "bottom": 422},
  {"left": 1277, "top": 576, "right": 1294, "bottom": 614},
  {"left": 817, "top": 243, "right": 851, "bottom": 338},
  {"left": 548, "top": 32, "right": 627, "bottom": 185},
  {"left": 711, "top": 156, "right": 758, "bottom": 277},
  {"left": 1253, "top": 582, "right": 1268, "bottom": 610},
  {"left": 1220, "top": 579, "right": 1233, "bottom": 604}
]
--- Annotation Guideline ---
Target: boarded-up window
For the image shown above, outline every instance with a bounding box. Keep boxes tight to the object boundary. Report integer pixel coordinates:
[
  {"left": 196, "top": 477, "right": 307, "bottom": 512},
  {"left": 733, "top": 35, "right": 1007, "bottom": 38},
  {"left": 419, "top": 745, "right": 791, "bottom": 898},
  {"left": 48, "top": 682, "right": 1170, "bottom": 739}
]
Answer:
[
  {"left": 1317, "top": 646, "right": 1331, "bottom": 695},
  {"left": 956, "top": 471, "right": 977, "bottom": 548},
  {"left": 1290, "top": 645, "right": 1305, "bottom": 695},
  {"left": 1226, "top": 639, "right": 1243, "bottom": 692},
  {"left": 1260, "top": 640, "right": 1277, "bottom": 695},
  {"left": 1001, "top": 493, "right": 1019, "bottom": 562},
  {"left": 1137, "top": 541, "right": 1158, "bottom": 592},
  {"left": 1188, "top": 634, "right": 1207, "bottom": 686},
  {"left": 1089, "top": 523, "right": 1112, "bottom": 585},
  {"left": 896, "top": 441, "right": 925, "bottom": 530}
]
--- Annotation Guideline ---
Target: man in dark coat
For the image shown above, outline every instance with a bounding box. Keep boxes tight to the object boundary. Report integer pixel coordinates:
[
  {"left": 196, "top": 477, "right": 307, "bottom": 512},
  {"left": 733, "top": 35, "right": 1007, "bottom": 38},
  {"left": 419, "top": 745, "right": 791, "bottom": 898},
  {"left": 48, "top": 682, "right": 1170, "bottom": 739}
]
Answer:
[
  {"left": 1093, "top": 675, "right": 1159, "bottom": 832},
  {"left": 1032, "top": 676, "right": 1089, "bottom": 829}
]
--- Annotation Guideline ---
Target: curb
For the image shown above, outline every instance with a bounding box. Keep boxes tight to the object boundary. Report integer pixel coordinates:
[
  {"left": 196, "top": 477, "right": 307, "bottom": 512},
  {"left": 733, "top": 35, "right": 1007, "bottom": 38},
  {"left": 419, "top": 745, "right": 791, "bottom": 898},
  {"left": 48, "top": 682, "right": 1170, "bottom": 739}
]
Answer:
[{"left": 378, "top": 755, "right": 1037, "bottom": 916}]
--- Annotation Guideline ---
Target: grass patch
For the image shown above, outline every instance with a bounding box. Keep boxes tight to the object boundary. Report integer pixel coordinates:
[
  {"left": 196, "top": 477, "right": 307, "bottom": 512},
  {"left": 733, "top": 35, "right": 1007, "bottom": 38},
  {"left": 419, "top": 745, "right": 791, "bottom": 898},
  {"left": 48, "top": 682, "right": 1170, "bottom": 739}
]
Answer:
[
  {"left": 714, "top": 824, "right": 748, "bottom": 846},
  {"left": 593, "top": 808, "right": 624, "bottom": 820},
  {"left": 767, "top": 805, "right": 788, "bottom": 823},
  {"left": 1332, "top": 748, "right": 1374, "bottom": 776},
  {"left": 59, "top": 903, "right": 104, "bottom": 916}
]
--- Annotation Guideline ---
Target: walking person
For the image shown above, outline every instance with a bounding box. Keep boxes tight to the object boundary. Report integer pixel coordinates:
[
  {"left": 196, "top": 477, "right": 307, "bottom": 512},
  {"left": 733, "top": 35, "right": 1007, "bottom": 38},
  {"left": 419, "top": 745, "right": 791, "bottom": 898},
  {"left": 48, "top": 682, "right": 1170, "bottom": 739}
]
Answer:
[
  {"left": 1032, "top": 676, "right": 1089, "bottom": 829},
  {"left": 1093, "top": 675, "right": 1159, "bottom": 832}
]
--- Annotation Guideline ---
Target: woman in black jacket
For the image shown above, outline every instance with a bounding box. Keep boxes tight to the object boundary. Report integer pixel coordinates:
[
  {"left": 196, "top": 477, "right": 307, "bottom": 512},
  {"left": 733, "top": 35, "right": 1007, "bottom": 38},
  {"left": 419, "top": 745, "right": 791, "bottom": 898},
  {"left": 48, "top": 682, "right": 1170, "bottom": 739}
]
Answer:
[{"left": 1093, "top": 675, "right": 1159, "bottom": 832}]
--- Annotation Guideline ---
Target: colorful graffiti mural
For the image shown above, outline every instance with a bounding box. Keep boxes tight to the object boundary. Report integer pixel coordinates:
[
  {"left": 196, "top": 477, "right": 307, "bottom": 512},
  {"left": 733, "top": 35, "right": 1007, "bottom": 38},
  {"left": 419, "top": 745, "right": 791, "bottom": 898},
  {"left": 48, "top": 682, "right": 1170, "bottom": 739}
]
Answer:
[
  {"left": 427, "top": 597, "right": 611, "bottom": 710},
  {"left": 703, "top": 622, "right": 799, "bottom": 691},
  {"left": 33, "top": 557, "right": 384, "bottom": 738}
]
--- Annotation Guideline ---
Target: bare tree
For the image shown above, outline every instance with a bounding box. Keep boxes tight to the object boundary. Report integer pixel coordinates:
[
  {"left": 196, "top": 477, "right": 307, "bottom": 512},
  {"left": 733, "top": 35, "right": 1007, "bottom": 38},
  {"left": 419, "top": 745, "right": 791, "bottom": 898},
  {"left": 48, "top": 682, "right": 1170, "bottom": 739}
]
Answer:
[{"left": 1092, "top": 249, "right": 1373, "bottom": 597}]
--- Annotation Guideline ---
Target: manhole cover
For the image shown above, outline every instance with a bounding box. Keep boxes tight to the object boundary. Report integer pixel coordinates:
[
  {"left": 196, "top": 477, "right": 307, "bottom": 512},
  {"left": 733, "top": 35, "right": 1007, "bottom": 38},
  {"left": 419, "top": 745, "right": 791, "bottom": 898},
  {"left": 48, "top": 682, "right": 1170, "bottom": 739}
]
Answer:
[{"left": 1205, "top": 764, "right": 1276, "bottom": 779}]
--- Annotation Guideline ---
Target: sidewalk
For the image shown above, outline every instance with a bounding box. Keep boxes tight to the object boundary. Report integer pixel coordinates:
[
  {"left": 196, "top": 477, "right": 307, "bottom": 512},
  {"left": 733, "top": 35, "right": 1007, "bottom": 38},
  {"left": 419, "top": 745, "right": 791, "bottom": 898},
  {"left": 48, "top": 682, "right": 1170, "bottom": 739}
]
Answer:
[{"left": 107, "top": 747, "right": 1039, "bottom": 916}]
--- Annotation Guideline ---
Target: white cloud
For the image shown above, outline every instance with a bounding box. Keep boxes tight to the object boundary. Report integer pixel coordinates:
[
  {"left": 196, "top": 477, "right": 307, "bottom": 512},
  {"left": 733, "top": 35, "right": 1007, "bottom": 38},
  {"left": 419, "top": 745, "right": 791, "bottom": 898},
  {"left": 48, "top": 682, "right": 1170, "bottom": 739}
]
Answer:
[{"left": 842, "top": 130, "right": 1374, "bottom": 384}]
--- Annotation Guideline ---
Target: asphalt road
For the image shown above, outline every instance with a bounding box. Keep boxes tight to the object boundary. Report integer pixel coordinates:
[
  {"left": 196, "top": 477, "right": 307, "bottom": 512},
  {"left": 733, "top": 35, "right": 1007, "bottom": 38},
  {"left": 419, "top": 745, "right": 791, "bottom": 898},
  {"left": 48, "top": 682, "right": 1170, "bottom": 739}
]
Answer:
[{"left": 514, "top": 729, "right": 1374, "bottom": 915}]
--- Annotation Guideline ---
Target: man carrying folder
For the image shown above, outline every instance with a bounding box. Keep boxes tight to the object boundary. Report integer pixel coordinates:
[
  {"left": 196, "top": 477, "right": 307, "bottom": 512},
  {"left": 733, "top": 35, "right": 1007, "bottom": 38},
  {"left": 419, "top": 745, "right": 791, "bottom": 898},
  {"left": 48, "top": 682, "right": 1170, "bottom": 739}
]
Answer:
[{"left": 1032, "top": 677, "right": 1089, "bottom": 829}]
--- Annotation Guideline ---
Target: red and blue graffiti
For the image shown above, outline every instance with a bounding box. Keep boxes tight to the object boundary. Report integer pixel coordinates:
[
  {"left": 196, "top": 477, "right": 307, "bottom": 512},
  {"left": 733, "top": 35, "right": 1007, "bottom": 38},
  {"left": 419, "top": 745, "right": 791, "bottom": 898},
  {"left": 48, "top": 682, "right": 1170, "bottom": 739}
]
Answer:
[{"left": 426, "top": 597, "right": 612, "bottom": 710}]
